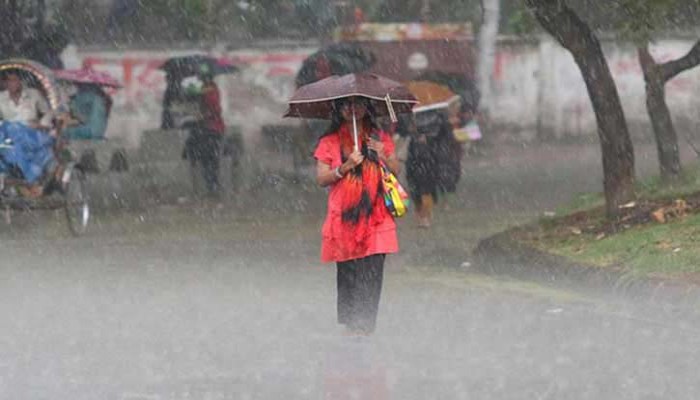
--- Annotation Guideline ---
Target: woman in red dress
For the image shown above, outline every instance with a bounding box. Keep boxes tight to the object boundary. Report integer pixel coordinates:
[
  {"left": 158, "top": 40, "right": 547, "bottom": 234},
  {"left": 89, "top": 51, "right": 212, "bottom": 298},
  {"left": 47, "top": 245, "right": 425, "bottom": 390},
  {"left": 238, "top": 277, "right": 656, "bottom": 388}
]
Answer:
[{"left": 314, "top": 97, "right": 401, "bottom": 335}]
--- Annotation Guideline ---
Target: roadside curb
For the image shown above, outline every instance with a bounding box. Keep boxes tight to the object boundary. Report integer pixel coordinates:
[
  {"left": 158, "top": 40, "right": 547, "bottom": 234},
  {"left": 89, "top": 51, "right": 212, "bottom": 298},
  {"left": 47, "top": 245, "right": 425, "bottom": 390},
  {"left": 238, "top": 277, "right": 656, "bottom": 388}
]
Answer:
[{"left": 473, "top": 229, "right": 700, "bottom": 306}]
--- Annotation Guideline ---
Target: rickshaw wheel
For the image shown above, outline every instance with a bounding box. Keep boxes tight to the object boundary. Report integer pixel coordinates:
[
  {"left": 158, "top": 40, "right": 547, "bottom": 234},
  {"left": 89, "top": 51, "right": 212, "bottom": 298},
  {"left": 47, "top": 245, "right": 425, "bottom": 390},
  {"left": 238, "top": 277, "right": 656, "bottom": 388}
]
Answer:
[{"left": 63, "top": 166, "right": 90, "bottom": 236}]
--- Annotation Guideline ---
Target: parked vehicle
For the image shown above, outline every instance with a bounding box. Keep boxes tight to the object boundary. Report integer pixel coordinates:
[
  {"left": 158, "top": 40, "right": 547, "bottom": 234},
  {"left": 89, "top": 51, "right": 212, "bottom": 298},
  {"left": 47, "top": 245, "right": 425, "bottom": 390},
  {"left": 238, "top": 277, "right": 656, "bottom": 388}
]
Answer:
[
  {"left": 0, "top": 59, "right": 90, "bottom": 235},
  {"left": 54, "top": 67, "right": 128, "bottom": 173}
]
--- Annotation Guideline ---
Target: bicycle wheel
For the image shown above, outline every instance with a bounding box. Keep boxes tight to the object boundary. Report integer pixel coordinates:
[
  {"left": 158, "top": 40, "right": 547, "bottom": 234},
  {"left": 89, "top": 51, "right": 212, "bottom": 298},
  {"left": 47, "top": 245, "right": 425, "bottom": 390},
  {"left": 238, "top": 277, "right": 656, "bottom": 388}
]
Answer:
[{"left": 63, "top": 166, "right": 90, "bottom": 236}]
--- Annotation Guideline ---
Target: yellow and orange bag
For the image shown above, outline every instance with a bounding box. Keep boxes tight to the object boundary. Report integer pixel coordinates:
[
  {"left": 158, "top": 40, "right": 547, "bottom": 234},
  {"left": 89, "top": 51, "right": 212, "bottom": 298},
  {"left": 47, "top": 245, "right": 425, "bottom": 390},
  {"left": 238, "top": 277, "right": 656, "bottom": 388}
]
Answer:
[{"left": 380, "top": 163, "right": 410, "bottom": 218}]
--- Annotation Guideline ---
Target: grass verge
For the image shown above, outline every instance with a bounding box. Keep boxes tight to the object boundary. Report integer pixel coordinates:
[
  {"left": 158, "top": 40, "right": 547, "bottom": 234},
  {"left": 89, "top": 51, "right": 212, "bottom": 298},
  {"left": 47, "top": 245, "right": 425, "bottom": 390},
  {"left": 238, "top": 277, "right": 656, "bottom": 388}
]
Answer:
[{"left": 516, "top": 163, "right": 700, "bottom": 283}]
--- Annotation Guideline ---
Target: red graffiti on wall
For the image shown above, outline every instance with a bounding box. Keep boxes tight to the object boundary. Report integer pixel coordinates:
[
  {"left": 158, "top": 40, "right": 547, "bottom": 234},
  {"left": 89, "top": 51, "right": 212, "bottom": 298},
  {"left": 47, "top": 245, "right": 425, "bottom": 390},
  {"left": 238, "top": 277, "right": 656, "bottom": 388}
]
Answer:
[{"left": 79, "top": 52, "right": 311, "bottom": 107}]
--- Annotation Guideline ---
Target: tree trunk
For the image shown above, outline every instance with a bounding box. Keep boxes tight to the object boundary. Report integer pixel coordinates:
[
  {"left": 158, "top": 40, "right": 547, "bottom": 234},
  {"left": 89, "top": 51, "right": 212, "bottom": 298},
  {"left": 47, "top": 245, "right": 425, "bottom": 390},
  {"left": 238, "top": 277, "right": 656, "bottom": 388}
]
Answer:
[
  {"left": 637, "top": 41, "right": 700, "bottom": 183},
  {"left": 638, "top": 46, "right": 681, "bottom": 182},
  {"left": 478, "top": 0, "right": 501, "bottom": 115},
  {"left": 526, "top": 0, "right": 635, "bottom": 218}
]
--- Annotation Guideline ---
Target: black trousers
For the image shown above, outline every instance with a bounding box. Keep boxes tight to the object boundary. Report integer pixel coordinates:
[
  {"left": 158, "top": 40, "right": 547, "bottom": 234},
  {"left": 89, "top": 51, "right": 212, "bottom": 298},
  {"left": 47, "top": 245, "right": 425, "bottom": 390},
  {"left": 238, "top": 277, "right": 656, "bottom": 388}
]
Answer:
[
  {"left": 186, "top": 130, "right": 222, "bottom": 195},
  {"left": 336, "top": 254, "right": 385, "bottom": 333}
]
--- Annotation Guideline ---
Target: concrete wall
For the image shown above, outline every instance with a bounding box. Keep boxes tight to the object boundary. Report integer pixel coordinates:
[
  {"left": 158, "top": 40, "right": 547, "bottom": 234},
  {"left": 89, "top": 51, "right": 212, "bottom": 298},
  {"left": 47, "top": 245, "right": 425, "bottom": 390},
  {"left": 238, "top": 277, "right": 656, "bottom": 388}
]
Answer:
[
  {"left": 492, "top": 37, "right": 700, "bottom": 142},
  {"left": 61, "top": 36, "right": 700, "bottom": 148},
  {"left": 61, "top": 44, "right": 315, "bottom": 149}
]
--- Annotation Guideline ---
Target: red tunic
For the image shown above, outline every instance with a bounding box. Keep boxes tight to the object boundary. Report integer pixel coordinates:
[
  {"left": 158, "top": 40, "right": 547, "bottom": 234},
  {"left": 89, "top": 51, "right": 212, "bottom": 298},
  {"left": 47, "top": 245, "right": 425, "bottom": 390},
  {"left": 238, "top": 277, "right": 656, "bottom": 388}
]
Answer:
[
  {"left": 314, "top": 130, "right": 399, "bottom": 263},
  {"left": 201, "top": 84, "right": 225, "bottom": 134}
]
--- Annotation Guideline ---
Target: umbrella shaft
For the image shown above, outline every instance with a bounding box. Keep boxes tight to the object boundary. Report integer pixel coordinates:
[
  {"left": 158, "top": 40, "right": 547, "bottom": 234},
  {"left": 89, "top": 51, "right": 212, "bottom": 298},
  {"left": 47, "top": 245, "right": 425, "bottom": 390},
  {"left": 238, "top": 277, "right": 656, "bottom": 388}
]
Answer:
[{"left": 352, "top": 108, "right": 358, "bottom": 151}]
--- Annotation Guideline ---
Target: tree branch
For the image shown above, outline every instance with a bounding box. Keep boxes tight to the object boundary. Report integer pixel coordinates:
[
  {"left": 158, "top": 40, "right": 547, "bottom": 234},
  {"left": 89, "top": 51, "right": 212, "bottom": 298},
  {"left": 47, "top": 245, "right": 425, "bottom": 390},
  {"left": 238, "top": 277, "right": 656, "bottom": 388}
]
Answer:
[
  {"left": 637, "top": 43, "right": 660, "bottom": 84},
  {"left": 660, "top": 40, "right": 700, "bottom": 82}
]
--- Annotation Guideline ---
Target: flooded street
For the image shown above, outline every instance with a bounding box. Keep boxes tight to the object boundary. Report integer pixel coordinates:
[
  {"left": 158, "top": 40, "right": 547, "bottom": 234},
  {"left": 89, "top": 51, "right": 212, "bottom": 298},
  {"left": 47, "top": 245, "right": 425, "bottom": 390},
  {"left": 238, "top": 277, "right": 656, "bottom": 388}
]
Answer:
[
  {"left": 1, "top": 0, "right": 700, "bottom": 397},
  {"left": 1, "top": 143, "right": 699, "bottom": 399}
]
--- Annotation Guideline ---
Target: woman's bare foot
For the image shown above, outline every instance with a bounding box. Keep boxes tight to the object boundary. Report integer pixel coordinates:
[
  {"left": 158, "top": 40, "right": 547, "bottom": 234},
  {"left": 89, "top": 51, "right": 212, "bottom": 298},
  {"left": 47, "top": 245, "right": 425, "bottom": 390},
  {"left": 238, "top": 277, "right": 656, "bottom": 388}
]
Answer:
[
  {"left": 417, "top": 216, "right": 431, "bottom": 228},
  {"left": 18, "top": 184, "right": 43, "bottom": 198},
  {"left": 53, "top": 164, "right": 65, "bottom": 182}
]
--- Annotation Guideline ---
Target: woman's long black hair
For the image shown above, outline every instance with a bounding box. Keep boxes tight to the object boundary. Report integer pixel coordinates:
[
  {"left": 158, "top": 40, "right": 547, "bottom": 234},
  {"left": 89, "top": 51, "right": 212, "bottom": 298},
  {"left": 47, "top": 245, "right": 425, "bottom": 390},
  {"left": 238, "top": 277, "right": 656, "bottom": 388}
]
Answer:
[
  {"left": 316, "top": 97, "right": 384, "bottom": 224},
  {"left": 319, "top": 97, "right": 381, "bottom": 140}
]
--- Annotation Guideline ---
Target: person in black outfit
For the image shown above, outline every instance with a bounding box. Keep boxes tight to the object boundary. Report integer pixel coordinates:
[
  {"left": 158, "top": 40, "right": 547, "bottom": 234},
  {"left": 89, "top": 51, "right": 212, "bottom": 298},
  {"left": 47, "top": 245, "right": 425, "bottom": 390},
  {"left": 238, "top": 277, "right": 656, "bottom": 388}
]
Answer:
[{"left": 402, "top": 110, "right": 461, "bottom": 228}]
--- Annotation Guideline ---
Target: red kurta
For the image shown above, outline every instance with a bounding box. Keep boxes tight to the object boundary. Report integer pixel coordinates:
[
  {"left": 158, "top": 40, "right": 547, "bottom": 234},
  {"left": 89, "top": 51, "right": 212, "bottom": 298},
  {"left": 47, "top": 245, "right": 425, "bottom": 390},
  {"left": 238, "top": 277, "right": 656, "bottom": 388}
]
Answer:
[
  {"left": 314, "top": 129, "right": 399, "bottom": 263},
  {"left": 201, "top": 84, "right": 225, "bottom": 134}
]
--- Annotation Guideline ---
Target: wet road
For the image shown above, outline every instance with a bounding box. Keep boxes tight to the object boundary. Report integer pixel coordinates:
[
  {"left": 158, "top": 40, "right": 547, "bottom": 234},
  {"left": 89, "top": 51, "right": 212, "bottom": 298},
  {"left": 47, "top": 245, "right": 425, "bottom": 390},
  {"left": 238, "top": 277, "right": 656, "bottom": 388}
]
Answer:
[{"left": 1, "top": 143, "right": 700, "bottom": 399}]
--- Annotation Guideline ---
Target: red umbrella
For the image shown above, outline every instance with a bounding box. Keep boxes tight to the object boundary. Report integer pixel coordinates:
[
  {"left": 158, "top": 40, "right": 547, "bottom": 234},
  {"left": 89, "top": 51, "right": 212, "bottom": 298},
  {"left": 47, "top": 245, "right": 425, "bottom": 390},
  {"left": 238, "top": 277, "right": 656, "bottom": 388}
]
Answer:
[
  {"left": 54, "top": 68, "right": 123, "bottom": 88},
  {"left": 285, "top": 73, "right": 417, "bottom": 121}
]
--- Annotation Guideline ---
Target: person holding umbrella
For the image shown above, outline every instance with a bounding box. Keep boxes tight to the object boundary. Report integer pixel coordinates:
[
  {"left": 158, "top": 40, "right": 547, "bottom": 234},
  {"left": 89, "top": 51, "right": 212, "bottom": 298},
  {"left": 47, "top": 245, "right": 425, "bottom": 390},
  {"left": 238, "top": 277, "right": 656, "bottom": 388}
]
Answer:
[
  {"left": 286, "top": 73, "right": 417, "bottom": 335},
  {"left": 193, "top": 63, "right": 225, "bottom": 197},
  {"left": 161, "top": 56, "right": 236, "bottom": 198},
  {"left": 159, "top": 55, "right": 237, "bottom": 130},
  {"left": 401, "top": 81, "right": 463, "bottom": 228}
]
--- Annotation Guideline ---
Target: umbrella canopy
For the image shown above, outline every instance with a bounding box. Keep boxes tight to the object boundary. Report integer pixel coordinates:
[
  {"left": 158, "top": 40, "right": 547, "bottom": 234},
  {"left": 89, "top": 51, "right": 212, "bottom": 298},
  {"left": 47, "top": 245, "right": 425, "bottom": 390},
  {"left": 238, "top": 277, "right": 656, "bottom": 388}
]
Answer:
[
  {"left": 159, "top": 55, "right": 238, "bottom": 78},
  {"left": 406, "top": 81, "right": 460, "bottom": 113},
  {"left": 285, "top": 73, "right": 417, "bottom": 121},
  {"left": 413, "top": 71, "right": 480, "bottom": 110},
  {"left": 55, "top": 68, "right": 123, "bottom": 88},
  {"left": 295, "top": 43, "right": 375, "bottom": 87}
]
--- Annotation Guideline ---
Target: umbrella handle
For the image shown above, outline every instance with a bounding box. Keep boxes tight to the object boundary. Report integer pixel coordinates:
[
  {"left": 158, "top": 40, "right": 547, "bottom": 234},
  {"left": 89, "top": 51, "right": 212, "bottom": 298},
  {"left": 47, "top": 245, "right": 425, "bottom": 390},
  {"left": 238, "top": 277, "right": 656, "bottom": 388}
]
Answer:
[
  {"left": 385, "top": 94, "right": 398, "bottom": 123},
  {"left": 352, "top": 108, "right": 359, "bottom": 152}
]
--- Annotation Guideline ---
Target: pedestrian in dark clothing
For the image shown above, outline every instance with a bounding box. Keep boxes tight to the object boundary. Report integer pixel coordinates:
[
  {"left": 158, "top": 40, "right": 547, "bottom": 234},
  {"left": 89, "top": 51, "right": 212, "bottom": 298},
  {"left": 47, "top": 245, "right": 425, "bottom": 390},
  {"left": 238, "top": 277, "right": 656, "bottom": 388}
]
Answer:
[
  {"left": 402, "top": 110, "right": 461, "bottom": 228},
  {"left": 185, "top": 65, "right": 225, "bottom": 197},
  {"left": 161, "top": 74, "right": 180, "bottom": 130}
]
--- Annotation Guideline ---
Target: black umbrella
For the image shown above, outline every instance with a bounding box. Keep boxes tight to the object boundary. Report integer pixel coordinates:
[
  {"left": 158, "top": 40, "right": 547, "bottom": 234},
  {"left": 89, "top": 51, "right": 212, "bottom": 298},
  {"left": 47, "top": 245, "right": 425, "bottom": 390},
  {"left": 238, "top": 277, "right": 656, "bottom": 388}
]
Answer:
[
  {"left": 159, "top": 55, "right": 238, "bottom": 78},
  {"left": 295, "top": 43, "right": 375, "bottom": 88}
]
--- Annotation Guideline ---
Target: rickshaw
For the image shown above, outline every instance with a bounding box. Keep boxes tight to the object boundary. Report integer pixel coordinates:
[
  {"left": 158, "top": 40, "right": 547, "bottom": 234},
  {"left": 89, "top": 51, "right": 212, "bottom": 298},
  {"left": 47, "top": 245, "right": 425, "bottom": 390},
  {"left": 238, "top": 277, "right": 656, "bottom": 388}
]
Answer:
[
  {"left": 54, "top": 68, "right": 127, "bottom": 174},
  {"left": 0, "top": 59, "right": 90, "bottom": 236}
]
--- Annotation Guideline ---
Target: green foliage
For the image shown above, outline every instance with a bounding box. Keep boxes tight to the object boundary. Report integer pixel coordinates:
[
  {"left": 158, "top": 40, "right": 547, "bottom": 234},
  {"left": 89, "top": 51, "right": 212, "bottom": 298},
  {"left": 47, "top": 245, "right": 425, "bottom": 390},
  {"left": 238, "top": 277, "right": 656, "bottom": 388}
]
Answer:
[
  {"left": 556, "top": 0, "right": 700, "bottom": 43},
  {"left": 65, "top": 0, "right": 700, "bottom": 44},
  {"left": 293, "top": 0, "right": 337, "bottom": 36},
  {"left": 423, "top": 0, "right": 484, "bottom": 23},
  {"left": 55, "top": 0, "right": 542, "bottom": 44},
  {"left": 0, "top": 0, "right": 47, "bottom": 55},
  {"left": 138, "top": 0, "right": 211, "bottom": 40},
  {"left": 368, "top": 0, "right": 481, "bottom": 23},
  {"left": 505, "top": 8, "right": 538, "bottom": 35},
  {"left": 614, "top": 0, "right": 688, "bottom": 44},
  {"left": 243, "top": 0, "right": 305, "bottom": 37}
]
